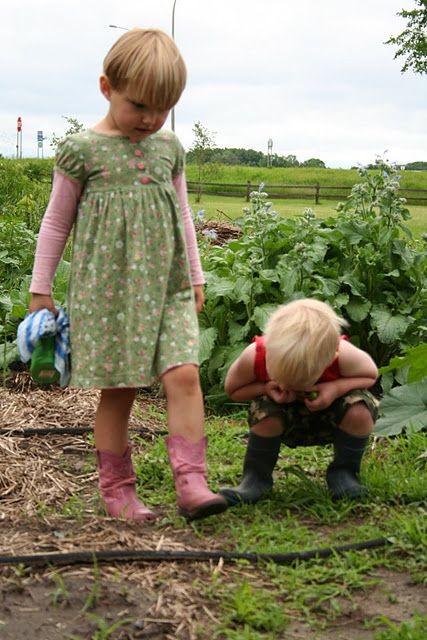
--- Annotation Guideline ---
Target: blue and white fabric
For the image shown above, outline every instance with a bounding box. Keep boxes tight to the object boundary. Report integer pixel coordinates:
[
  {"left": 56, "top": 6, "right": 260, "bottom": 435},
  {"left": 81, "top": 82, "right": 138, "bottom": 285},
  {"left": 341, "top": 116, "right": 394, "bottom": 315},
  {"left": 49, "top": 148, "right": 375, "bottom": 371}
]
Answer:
[{"left": 17, "top": 308, "right": 71, "bottom": 386}]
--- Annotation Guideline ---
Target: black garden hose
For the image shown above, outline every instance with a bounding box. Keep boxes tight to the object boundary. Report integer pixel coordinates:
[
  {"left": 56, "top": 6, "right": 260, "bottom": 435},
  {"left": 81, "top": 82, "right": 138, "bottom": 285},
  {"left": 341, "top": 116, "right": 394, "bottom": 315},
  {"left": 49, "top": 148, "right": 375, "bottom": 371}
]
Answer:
[
  {"left": 0, "top": 537, "right": 390, "bottom": 568},
  {"left": 0, "top": 425, "right": 390, "bottom": 569},
  {"left": 0, "top": 425, "right": 165, "bottom": 437}
]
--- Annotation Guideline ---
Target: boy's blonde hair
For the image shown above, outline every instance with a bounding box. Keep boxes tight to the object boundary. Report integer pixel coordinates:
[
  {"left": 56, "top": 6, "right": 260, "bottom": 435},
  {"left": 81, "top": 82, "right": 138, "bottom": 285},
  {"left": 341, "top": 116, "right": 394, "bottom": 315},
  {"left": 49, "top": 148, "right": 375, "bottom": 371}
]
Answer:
[
  {"left": 264, "top": 298, "right": 348, "bottom": 389},
  {"left": 103, "top": 28, "right": 187, "bottom": 110}
]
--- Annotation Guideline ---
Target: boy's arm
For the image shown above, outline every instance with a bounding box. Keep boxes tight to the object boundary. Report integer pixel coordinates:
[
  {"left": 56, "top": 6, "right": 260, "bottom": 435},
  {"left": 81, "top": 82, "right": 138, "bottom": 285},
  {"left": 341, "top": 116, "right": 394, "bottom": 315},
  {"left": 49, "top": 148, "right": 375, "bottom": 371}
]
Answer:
[
  {"left": 338, "top": 339, "right": 378, "bottom": 380},
  {"left": 224, "top": 343, "right": 269, "bottom": 401},
  {"left": 305, "top": 340, "right": 378, "bottom": 411}
]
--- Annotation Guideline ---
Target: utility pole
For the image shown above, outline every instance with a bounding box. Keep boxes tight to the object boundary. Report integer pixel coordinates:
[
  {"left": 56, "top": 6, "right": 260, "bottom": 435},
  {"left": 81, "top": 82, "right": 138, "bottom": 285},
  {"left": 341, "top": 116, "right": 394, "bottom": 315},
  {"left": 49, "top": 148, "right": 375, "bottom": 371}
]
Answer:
[{"left": 171, "top": 0, "right": 177, "bottom": 132}]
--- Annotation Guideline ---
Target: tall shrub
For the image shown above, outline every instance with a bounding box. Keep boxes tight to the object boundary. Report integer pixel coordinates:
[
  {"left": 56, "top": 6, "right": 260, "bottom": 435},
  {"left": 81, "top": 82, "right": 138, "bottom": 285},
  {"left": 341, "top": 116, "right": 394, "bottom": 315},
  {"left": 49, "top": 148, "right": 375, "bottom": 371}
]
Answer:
[{"left": 198, "top": 161, "right": 427, "bottom": 405}]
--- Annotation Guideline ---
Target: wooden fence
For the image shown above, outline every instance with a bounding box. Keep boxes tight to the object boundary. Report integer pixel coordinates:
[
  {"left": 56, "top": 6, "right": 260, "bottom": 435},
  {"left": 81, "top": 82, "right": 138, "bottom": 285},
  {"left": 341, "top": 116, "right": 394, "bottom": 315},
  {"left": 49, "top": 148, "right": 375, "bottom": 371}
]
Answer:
[{"left": 186, "top": 181, "right": 427, "bottom": 205}]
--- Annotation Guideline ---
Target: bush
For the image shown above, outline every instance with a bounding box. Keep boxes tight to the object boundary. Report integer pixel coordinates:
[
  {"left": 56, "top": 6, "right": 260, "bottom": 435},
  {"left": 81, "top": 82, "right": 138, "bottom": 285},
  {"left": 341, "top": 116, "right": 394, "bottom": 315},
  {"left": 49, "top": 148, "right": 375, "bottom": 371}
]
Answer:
[{"left": 198, "top": 161, "right": 427, "bottom": 407}]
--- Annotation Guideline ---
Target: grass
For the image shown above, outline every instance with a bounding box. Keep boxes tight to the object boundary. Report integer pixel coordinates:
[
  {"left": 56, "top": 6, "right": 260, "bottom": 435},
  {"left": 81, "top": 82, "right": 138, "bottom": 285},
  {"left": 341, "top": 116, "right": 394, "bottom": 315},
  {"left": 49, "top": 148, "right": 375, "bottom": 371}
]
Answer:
[
  {"left": 185, "top": 165, "right": 427, "bottom": 193},
  {"left": 1, "top": 158, "right": 425, "bottom": 237},
  {"left": 189, "top": 193, "right": 427, "bottom": 239},
  {"left": 129, "top": 412, "right": 427, "bottom": 637},
  {"left": 2, "top": 391, "right": 425, "bottom": 638}
]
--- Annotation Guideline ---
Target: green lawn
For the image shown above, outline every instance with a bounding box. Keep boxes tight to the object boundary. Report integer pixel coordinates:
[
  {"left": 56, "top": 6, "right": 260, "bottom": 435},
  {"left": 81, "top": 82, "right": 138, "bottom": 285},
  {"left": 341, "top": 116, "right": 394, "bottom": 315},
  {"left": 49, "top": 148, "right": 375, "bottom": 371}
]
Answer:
[{"left": 189, "top": 193, "right": 427, "bottom": 239}]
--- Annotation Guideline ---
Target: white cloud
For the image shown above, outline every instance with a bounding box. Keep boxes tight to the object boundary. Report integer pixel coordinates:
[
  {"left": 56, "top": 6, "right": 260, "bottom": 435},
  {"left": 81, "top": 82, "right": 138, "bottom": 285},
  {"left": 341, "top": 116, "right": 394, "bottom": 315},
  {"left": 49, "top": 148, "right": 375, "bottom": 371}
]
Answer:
[{"left": 0, "top": 0, "right": 425, "bottom": 167}]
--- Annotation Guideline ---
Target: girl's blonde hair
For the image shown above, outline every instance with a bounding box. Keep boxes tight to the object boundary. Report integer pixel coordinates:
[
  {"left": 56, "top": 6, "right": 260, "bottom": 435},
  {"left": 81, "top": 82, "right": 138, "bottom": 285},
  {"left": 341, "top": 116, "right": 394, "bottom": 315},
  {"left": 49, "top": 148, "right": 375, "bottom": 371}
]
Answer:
[
  {"left": 103, "top": 28, "right": 187, "bottom": 110},
  {"left": 264, "top": 298, "right": 348, "bottom": 389}
]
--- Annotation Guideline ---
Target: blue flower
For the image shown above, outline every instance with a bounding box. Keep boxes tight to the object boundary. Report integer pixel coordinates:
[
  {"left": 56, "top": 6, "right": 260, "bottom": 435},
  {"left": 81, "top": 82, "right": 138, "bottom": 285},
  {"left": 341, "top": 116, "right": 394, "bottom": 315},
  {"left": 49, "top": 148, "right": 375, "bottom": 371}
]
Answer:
[{"left": 197, "top": 209, "right": 205, "bottom": 220}]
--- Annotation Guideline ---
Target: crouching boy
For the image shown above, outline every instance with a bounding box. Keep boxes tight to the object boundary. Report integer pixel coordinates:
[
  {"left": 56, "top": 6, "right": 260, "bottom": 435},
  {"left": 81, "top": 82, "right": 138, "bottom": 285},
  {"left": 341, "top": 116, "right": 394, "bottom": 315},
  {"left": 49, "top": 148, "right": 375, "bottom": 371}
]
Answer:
[{"left": 220, "top": 298, "right": 380, "bottom": 505}]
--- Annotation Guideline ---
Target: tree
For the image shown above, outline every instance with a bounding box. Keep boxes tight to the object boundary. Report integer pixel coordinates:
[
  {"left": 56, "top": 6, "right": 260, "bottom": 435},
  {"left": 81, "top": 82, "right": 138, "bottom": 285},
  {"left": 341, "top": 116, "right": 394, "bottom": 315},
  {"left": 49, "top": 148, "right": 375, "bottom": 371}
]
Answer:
[
  {"left": 385, "top": 0, "right": 427, "bottom": 74},
  {"left": 404, "top": 160, "right": 427, "bottom": 170},
  {"left": 301, "top": 158, "right": 326, "bottom": 168},
  {"left": 188, "top": 121, "right": 217, "bottom": 202},
  {"left": 50, "top": 116, "right": 85, "bottom": 150}
]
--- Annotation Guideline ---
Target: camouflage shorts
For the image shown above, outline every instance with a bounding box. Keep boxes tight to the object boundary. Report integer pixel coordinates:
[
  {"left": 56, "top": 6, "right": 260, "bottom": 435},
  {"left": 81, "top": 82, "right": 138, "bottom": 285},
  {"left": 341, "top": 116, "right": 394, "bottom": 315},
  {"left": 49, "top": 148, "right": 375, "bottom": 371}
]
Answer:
[{"left": 248, "top": 390, "right": 380, "bottom": 448}]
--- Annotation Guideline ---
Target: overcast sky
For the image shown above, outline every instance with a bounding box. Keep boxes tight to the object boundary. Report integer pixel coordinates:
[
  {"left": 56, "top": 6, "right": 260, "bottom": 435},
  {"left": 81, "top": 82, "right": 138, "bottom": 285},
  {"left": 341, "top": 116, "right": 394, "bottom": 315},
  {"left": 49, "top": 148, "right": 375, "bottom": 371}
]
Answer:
[{"left": 1, "top": 0, "right": 425, "bottom": 168}]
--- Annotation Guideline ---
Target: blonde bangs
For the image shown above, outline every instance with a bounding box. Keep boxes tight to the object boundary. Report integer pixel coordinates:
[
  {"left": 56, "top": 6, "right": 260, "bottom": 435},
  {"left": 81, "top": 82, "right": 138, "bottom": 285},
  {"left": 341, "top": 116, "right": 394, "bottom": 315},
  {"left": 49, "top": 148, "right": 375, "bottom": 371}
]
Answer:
[{"left": 104, "top": 28, "right": 187, "bottom": 110}]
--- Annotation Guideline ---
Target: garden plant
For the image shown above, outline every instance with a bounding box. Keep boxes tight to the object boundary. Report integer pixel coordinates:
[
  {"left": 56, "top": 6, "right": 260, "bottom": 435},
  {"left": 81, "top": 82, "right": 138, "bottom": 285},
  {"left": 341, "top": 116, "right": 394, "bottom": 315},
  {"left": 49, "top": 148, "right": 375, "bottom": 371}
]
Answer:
[
  {"left": 196, "top": 159, "right": 427, "bottom": 437},
  {"left": 0, "top": 155, "right": 426, "bottom": 639}
]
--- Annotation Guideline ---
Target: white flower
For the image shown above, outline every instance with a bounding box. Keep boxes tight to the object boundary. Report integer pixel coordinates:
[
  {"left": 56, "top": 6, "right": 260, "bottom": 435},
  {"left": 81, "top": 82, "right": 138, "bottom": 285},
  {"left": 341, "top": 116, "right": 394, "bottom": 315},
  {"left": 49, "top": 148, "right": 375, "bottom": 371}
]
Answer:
[{"left": 202, "top": 229, "right": 218, "bottom": 241}]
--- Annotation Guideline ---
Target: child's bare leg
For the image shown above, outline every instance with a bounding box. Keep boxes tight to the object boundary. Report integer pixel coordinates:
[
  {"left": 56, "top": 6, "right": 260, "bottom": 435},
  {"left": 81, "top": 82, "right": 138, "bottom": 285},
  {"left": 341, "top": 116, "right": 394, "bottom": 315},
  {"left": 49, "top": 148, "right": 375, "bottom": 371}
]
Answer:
[
  {"left": 161, "top": 364, "right": 204, "bottom": 441},
  {"left": 94, "top": 388, "right": 136, "bottom": 454},
  {"left": 161, "top": 364, "right": 227, "bottom": 521},
  {"left": 252, "top": 416, "right": 284, "bottom": 437},
  {"left": 95, "top": 388, "right": 156, "bottom": 521},
  {"left": 327, "top": 402, "right": 374, "bottom": 500},
  {"left": 338, "top": 401, "right": 374, "bottom": 437},
  {"left": 220, "top": 416, "right": 283, "bottom": 506}
]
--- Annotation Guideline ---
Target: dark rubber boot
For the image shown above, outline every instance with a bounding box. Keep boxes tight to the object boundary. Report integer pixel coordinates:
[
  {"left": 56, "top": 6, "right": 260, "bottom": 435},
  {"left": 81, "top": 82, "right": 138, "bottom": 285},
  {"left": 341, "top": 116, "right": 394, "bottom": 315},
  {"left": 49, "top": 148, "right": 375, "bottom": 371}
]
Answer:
[
  {"left": 326, "top": 429, "right": 369, "bottom": 500},
  {"left": 219, "top": 432, "right": 281, "bottom": 506}
]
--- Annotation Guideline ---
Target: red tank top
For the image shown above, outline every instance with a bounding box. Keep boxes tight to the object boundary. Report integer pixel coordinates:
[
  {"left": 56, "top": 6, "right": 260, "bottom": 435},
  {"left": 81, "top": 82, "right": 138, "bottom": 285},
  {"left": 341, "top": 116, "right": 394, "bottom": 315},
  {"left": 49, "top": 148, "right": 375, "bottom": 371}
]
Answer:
[{"left": 253, "top": 335, "right": 348, "bottom": 383}]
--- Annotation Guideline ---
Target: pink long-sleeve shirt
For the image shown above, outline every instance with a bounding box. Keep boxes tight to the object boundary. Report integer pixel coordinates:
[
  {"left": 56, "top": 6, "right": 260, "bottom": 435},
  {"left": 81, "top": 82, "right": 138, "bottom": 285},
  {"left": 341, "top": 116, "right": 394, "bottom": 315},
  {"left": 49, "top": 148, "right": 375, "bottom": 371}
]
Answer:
[{"left": 30, "top": 171, "right": 205, "bottom": 295}]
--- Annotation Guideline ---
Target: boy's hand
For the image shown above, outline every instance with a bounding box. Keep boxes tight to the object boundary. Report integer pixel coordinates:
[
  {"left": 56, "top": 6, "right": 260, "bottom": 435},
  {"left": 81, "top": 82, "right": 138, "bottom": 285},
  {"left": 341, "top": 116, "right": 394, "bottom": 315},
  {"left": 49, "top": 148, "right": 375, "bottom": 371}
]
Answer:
[
  {"left": 29, "top": 293, "right": 57, "bottom": 315},
  {"left": 303, "top": 383, "right": 337, "bottom": 411},
  {"left": 265, "top": 381, "right": 297, "bottom": 404}
]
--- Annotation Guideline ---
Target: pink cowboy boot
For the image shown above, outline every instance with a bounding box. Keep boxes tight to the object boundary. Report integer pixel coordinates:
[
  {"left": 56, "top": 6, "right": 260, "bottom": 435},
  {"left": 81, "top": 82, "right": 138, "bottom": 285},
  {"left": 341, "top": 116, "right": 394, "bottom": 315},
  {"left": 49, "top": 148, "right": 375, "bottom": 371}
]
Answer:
[
  {"left": 166, "top": 435, "right": 227, "bottom": 521},
  {"left": 97, "top": 445, "right": 157, "bottom": 522}
]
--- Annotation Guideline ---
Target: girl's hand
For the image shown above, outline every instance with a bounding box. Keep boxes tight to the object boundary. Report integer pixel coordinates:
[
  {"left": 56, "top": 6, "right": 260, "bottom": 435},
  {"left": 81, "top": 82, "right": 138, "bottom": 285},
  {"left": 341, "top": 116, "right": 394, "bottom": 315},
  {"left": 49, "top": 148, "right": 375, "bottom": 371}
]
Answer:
[
  {"left": 193, "top": 285, "right": 205, "bottom": 313},
  {"left": 304, "top": 383, "right": 337, "bottom": 411},
  {"left": 265, "top": 381, "right": 297, "bottom": 404},
  {"left": 29, "top": 293, "right": 57, "bottom": 315}
]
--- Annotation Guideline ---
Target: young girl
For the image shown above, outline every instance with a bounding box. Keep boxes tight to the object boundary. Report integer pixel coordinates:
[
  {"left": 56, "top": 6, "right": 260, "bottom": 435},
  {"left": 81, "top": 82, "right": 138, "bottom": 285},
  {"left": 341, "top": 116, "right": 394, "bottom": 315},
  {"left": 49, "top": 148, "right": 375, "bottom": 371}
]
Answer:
[
  {"left": 28, "top": 28, "right": 227, "bottom": 522},
  {"left": 220, "top": 298, "right": 380, "bottom": 504}
]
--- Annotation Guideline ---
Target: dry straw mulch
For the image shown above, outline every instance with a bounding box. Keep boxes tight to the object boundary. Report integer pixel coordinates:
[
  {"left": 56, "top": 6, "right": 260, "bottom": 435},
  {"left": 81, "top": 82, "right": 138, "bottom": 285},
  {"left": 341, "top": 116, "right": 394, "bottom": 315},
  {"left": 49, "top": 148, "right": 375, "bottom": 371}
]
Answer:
[
  {"left": 0, "top": 378, "right": 235, "bottom": 640},
  {"left": 0, "top": 373, "right": 165, "bottom": 431}
]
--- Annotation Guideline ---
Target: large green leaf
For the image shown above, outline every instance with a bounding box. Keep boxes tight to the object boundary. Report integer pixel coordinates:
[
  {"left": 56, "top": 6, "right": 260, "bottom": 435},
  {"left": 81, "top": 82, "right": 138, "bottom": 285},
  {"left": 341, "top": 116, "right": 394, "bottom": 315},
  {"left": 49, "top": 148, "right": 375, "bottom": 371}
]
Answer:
[
  {"left": 228, "top": 320, "right": 250, "bottom": 343},
  {"left": 335, "top": 221, "right": 367, "bottom": 244},
  {"left": 198, "top": 327, "right": 218, "bottom": 365},
  {"left": 370, "top": 307, "right": 410, "bottom": 344},
  {"left": 206, "top": 274, "right": 235, "bottom": 298},
  {"left": 232, "top": 276, "right": 253, "bottom": 304},
  {"left": 252, "top": 304, "right": 278, "bottom": 332},
  {"left": 380, "top": 344, "right": 427, "bottom": 383},
  {"left": 221, "top": 342, "right": 247, "bottom": 378},
  {"left": 339, "top": 275, "right": 367, "bottom": 297},
  {"left": 333, "top": 293, "right": 350, "bottom": 308},
  {"left": 346, "top": 299, "right": 371, "bottom": 322},
  {"left": 0, "top": 294, "right": 12, "bottom": 313},
  {"left": 375, "top": 379, "right": 427, "bottom": 436}
]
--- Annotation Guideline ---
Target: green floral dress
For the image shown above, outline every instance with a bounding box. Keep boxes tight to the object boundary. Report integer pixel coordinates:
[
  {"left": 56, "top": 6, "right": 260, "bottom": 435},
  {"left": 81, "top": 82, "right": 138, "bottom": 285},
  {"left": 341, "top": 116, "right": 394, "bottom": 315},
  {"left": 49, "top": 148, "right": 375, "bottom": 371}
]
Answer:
[{"left": 55, "top": 130, "right": 199, "bottom": 388}]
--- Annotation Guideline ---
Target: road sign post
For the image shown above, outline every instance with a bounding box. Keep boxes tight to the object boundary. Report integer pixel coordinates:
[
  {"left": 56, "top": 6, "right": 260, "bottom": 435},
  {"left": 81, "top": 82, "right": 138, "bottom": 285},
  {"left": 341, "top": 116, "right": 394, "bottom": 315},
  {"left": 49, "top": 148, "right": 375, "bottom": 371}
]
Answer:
[
  {"left": 37, "top": 130, "right": 44, "bottom": 159},
  {"left": 16, "top": 117, "right": 22, "bottom": 159}
]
